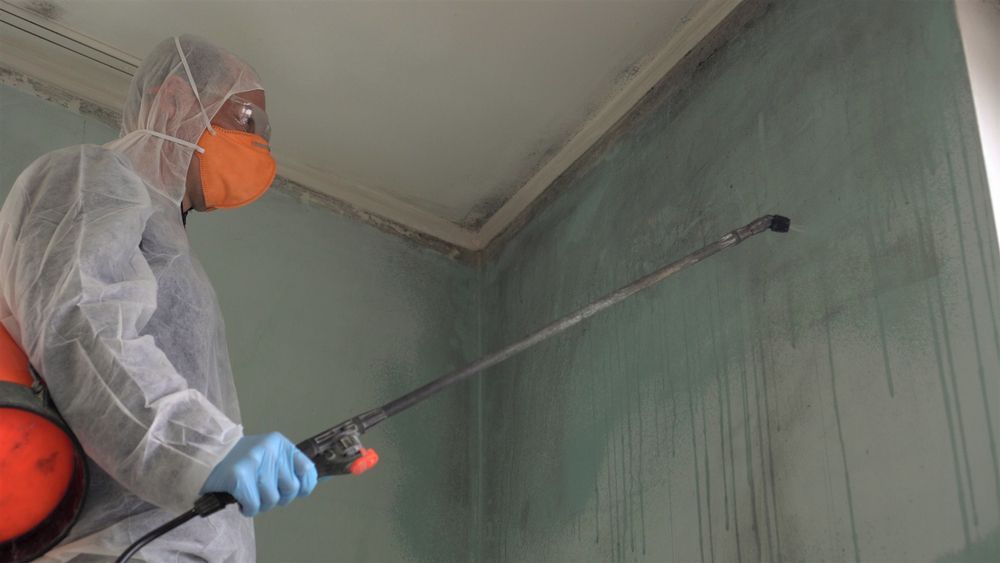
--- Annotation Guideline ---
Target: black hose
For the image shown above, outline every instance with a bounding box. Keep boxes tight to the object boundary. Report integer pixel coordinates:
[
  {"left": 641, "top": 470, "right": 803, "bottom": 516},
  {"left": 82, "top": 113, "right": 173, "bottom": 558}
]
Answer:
[
  {"left": 114, "top": 510, "right": 196, "bottom": 563},
  {"left": 115, "top": 493, "right": 233, "bottom": 562}
]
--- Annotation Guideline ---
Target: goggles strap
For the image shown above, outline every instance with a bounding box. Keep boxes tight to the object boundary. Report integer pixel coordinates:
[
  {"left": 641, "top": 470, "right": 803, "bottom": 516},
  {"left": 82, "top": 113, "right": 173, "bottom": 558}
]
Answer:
[{"left": 174, "top": 37, "right": 216, "bottom": 135}]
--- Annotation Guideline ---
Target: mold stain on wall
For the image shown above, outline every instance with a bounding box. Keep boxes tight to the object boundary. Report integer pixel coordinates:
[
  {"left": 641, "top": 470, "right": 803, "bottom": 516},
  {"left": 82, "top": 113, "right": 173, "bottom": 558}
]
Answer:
[
  {"left": 479, "top": 0, "right": 1000, "bottom": 561},
  {"left": 4, "top": 0, "right": 1000, "bottom": 561}
]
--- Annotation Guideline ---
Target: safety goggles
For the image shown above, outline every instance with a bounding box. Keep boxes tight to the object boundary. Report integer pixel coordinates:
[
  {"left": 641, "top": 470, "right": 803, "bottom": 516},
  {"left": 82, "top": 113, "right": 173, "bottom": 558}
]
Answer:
[{"left": 216, "top": 94, "right": 271, "bottom": 142}]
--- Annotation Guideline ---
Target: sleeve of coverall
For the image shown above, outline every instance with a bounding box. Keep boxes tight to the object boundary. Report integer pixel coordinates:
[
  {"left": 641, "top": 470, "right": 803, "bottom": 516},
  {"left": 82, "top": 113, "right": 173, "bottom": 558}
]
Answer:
[{"left": 11, "top": 147, "right": 242, "bottom": 514}]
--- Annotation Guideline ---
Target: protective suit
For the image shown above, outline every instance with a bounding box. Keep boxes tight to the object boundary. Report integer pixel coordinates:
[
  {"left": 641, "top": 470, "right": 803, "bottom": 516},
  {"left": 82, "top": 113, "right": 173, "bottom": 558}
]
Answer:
[{"left": 0, "top": 35, "right": 263, "bottom": 561}]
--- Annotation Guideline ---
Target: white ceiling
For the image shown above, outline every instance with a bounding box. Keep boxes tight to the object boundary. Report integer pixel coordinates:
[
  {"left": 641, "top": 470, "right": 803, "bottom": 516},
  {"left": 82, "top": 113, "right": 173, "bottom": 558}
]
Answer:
[{"left": 0, "top": 0, "right": 739, "bottom": 250}]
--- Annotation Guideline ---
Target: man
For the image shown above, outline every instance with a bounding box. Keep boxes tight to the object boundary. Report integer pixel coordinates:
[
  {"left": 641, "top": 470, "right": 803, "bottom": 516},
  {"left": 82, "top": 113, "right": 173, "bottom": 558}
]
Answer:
[{"left": 0, "top": 35, "right": 315, "bottom": 561}]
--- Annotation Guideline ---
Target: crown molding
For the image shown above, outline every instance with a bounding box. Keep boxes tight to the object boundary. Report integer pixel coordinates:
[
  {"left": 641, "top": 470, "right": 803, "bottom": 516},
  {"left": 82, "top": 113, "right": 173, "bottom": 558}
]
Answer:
[{"left": 0, "top": 2, "right": 134, "bottom": 109}]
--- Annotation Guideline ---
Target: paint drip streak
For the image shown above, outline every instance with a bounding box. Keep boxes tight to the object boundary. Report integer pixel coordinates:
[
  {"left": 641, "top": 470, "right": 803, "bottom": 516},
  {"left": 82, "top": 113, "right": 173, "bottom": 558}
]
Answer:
[
  {"left": 960, "top": 115, "right": 1000, "bottom": 321},
  {"left": 620, "top": 428, "right": 630, "bottom": 559},
  {"left": 936, "top": 276, "right": 979, "bottom": 526},
  {"left": 654, "top": 314, "right": 666, "bottom": 460},
  {"left": 912, "top": 175, "right": 974, "bottom": 544},
  {"left": 671, "top": 373, "right": 679, "bottom": 461},
  {"left": 667, "top": 299, "right": 680, "bottom": 562},
  {"left": 633, "top": 363, "right": 647, "bottom": 555},
  {"left": 623, "top": 426, "right": 634, "bottom": 560},
  {"left": 619, "top": 343, "right": 634, "bottom": 557},
  {"left": 676, "top": 304, "right": 703, "bottom": 563},
  {"left": 701, "top": 391, "right": 716, "bottom": 563},
  {"left": 590, "top": 350, "right": 601, "bottom": 545},
  {"left": 710, "top": 282, "right": 731, "bottom": 533},
  {"left": 924, "top": 283, "right": 973, "bottom": 545},
  {"left": 946, "top": 154, "right": 987, "bottom": 521},
  {"left": 602, "top": 334, "right": 617, "bottom": 562},
  {"left": 726, "top": 354, "right": 743, "bottom": 563},
  {"left": 823, "top": 324, "right": 861, "bottom": 563},
  {"left": 862, "top": 224, "right": 896, "bottom": 397},
  {"left": 759, "top": 344, "right": 783, "bottom": 563},
  {"left": 689, "top": 367, "right": 707, "bottom": 563},
  {"left": 614, "top": 349, "right": 625, "bottom": 563},
  {"left": 814, "top": 346, "right": 838, "bottom": 553},
  {"left": 666, "top": 370, "right": 677, "bottom": 561},
  {"left": 739, "top": 349, "right": 762, "bottom": 563},
  {"left": 724, "top": 281, "right": 743, "bottom": 563},
  {"left": 954, "top": 125, "right": 1000, "bottom": 520},
  {"left": 955, "top": 108, "right": 1000, "bottom": 364},
  {"left": 752, "top": 346, "right": 774, "bottom": 562}
]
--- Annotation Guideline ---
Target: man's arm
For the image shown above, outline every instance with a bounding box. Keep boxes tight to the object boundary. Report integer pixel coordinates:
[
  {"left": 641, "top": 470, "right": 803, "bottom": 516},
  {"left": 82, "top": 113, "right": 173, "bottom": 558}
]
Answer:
[{"left": 5, "top": 146, "right": 242, "bottom": 514}]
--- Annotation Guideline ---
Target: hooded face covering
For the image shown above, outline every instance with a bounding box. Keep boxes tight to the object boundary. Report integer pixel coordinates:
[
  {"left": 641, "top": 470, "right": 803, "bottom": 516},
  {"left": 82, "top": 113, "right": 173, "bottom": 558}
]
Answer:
[{"left": 111, "top": 35, "right": 272, "bottom": 212}]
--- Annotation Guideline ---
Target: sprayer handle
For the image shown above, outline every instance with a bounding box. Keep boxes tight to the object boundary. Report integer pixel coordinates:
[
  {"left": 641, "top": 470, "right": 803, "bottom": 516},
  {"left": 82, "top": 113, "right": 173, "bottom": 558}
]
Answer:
[{"left": 192, "top": 492, "right": 237, "bottom": 517}]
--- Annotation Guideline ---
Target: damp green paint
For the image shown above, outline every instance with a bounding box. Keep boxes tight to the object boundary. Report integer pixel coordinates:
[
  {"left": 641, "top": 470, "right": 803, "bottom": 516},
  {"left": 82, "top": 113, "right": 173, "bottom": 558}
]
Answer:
[
  {"left": 3, "top": 0, "right": 1000, "bottom": 561},
  {"left": 479, "top": 0, "right": 1000, "bottom": 561}
]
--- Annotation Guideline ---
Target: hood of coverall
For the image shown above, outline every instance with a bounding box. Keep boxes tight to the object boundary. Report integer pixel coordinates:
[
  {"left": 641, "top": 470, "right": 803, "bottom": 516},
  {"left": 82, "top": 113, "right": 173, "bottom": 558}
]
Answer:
[{"left": 107, "top": 35, "right": 265, "bottom": 205}]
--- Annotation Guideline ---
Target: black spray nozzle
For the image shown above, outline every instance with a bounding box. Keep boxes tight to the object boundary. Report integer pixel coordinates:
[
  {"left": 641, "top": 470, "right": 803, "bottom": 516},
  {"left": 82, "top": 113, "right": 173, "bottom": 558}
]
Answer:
[{"left": 769, "top": 215, "right": 791, "bottom": 233}]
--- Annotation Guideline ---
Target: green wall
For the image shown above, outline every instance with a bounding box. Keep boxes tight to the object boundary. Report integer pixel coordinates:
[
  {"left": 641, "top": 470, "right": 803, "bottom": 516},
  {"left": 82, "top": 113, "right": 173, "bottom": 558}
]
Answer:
[
  {"left": 479, "top": 1, "right": 1000, "bottom": 562},
  {"left": 0, "top": 83, "right": 119, "bottom": 190},
  {"left": 5, "top": 1, "right": 1000, "bottom": 561},
  {"left": 0, "top": 82, "right": 480, "bottom": 562}
]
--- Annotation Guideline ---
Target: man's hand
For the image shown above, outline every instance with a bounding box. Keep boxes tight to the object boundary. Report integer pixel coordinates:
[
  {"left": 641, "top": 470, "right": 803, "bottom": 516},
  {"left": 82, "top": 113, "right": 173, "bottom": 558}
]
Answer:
[{"left": 200, "top": 432, "right": 318, "bottom": 517}]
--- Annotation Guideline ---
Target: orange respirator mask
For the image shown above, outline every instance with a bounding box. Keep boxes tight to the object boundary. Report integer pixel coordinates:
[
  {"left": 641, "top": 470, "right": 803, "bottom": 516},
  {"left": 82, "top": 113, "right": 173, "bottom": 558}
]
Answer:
[{"left": 196, "top": 126, "right": 276, "bottom": 210}]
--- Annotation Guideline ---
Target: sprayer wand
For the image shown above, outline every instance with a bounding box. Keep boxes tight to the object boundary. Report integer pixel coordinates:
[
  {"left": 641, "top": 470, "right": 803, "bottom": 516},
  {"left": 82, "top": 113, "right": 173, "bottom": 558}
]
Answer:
[{"left": 115, "top": 214, "right": 790, "bottom": 562}]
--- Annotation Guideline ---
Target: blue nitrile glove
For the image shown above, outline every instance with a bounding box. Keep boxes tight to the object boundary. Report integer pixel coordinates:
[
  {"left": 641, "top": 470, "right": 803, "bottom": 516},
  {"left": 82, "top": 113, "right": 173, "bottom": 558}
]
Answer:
[{"left": 200, "top": 432, "right": 319, "bottom": 517}]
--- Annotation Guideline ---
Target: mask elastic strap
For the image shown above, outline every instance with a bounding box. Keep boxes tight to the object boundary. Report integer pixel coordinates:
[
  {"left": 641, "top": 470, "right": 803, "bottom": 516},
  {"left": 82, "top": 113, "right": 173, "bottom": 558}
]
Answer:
[
  {"left": 130, "top": 129, "right": 206, "bottom": 154},
  {"left": 173, "top": 36, "right": 216, "bottom": 136}
]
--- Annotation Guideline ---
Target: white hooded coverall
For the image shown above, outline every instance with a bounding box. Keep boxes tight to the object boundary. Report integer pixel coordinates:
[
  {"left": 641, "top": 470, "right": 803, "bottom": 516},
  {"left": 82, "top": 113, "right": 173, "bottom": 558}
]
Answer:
[{"left": 0, "top": 35, "right": 263, "bottom": 561}]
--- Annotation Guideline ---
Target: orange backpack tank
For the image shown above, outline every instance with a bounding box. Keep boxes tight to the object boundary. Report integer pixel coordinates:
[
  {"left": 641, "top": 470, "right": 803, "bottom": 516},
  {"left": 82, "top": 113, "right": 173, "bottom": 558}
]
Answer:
[{"left": 0, "top": 325, "right": 87, "bottom": 562}]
